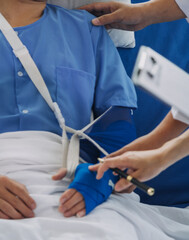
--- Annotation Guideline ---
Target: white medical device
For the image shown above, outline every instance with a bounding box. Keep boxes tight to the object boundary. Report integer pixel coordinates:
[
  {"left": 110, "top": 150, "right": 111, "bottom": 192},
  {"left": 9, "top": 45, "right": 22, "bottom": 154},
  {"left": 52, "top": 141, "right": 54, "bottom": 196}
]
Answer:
[{"left": 132, "top": 46, "right": 189, "bottom": 122}]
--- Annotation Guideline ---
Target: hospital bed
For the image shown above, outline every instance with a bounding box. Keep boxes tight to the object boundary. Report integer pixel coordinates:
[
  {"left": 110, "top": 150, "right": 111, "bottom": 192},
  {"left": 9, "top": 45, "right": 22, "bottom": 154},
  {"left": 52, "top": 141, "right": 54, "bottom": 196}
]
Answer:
[{"left": 118, "top": 0, "right": 189, "bottom": 208}]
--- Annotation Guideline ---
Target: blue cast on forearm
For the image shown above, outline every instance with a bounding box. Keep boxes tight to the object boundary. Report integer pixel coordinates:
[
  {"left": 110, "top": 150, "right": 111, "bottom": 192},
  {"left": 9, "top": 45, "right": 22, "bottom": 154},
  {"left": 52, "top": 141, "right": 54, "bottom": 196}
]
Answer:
[
  {"left": 69, "top": 107, "right": 136, "bottom": 214},
  {"left": 68, "top": 163, "right": 118, "bottom": 214},
  {"left": 80, "top": 106, "right": 136, "bottom": 163}
]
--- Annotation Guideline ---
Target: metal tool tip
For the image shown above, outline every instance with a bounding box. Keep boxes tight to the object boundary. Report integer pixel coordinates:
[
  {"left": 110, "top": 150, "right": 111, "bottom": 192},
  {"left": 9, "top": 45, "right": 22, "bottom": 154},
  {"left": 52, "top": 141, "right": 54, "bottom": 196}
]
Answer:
[{"left": 147, "top": 188, "right": 155, "bottom": 196}]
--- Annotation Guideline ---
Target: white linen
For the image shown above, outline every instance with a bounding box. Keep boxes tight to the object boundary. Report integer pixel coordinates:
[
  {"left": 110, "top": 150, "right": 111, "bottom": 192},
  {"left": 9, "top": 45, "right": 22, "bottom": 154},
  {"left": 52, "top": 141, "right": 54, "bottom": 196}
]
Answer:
[
  {"left": 47, "top": 0, "right": 135, "bottom": 48},
  {"left": 0, "top": 131, "right": 189, "bottom": 240},
  {"left": 171, "top": 107, "right": 189, "bottom": 125},
  {"left": 175, "top": 0, "right": 189, "bottom": 21}
]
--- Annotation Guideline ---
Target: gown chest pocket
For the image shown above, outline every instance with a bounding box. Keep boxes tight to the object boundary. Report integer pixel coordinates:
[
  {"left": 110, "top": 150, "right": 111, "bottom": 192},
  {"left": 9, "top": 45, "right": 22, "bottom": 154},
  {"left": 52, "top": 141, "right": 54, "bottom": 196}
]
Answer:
[{"left": 56, "top": 66, "right": 96, "bottom": 129}]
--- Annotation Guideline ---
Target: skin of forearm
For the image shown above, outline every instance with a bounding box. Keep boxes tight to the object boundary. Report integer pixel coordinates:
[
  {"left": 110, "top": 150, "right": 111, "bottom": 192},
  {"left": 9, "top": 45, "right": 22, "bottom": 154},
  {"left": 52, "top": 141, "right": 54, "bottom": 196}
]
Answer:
[
  {"left": 142, "top": 0, "right": 186, "bottom": 26},
  {"left": 159, "top": 129, "right": 189, "bottom": 170},
  {"left": 146, "top": 112, "right": 188, "bottom": 148},
  {"left": 125, "top": 112, "right": 188, "bottom": 151}
]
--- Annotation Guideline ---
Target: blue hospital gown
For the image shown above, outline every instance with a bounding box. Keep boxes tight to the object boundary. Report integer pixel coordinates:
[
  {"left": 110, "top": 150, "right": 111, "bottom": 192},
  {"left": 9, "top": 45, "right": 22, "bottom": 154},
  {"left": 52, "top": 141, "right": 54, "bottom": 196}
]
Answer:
[{"left": 0, "top": 4, "right": 137, "bottom": 135}]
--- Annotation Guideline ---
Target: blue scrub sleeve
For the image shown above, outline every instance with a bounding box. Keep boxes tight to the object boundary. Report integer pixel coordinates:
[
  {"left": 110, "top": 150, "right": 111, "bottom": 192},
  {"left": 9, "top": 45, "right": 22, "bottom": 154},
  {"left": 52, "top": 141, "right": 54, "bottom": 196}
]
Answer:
[{"left": 68, "top": 163, "right": 118, "bottom": 214}]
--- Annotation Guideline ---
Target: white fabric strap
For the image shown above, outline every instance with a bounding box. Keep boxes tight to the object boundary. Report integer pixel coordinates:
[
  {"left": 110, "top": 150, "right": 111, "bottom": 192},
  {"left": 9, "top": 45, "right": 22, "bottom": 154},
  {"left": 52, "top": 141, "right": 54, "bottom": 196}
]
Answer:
[
  {"left": 0, "top": 14, "right": 69, "bottom": 132},
  {"left": 0, "top": 13, "right": 109, "bottom": 179},
  {"left": 0, "top": 13, "right": 72, "bottom": 171},
  {"left": 0, "top": 13, "right": 55, "bottom": 112}
]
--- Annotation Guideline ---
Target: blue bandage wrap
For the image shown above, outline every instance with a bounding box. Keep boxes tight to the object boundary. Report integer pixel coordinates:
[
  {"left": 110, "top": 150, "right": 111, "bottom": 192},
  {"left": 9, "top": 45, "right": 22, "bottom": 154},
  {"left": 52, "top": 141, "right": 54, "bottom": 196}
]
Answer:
[
  {"left": 68, "top": 163, "right": 118, "bottom": 214},
  {"left": 69, "top": 107, "right": 136, "bottom": 215},
  {"left": 80, "top": 107, "right": 136, "bottom": 163}
]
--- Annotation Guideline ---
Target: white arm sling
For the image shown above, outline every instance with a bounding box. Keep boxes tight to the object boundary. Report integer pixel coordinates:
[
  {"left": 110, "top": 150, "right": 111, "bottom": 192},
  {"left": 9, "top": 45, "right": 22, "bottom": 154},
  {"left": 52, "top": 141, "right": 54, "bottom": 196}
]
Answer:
[{"left": 0, "top": 13, "right": 108, "bottom": 179}]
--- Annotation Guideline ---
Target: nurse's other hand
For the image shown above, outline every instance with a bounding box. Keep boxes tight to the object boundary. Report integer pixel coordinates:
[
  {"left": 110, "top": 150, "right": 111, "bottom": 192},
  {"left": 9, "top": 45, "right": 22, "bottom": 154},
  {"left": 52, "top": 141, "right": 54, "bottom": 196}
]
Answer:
[
  {"left": 89, "top": 149, "right": 164, "bottom": 192},
  {"left": 79, "top": 2, "right": 148, "bottom": 31},
  {"left": 59, "top": 188, "right": 86, "bottom": 218},
  {"left": 0, "top": 176, "right": 36, "bottom": 219}
]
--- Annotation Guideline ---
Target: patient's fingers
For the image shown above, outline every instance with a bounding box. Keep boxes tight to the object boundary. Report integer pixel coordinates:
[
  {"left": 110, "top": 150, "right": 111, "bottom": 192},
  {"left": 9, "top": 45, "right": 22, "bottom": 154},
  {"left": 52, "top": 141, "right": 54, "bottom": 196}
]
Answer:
[
  {"left": 61, "top": 200, "right": 85, "bottom": 218},
  {"left": 52, "top": 168, "right": 67, "bottom": 181},
  {"left": 6, "top": 178, "right": 36, "bottom": 210},
  {"left": 0, "top": 176, "right": 36, "bottom": 219},
  {"left": 59, "top": 189, "right": 85, "bottom": 217},
  {"left": 60, "top": 190, "right": 83, "bottom": 211},
  {"left": 0, "top": 189, "right": 34, "bottom": 218},
  {"left": 0, "top": 210, "right": 10, "bottom": 219},
  {"left": 76, "top": 208, "right": 86, "bottom": 218},
  {"left": 59, "top": 188, "right": 77, "bottom": 205},
  {"left": 0, "top": 199, "right": 23, "bottom": 219}
]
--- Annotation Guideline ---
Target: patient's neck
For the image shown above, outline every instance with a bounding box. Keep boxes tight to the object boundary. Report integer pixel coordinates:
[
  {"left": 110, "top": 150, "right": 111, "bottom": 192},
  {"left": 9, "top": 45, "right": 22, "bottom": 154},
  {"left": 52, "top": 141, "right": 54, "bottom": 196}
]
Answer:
[{"left": 0, "top": 0, "right": 46, "bottom": 28}]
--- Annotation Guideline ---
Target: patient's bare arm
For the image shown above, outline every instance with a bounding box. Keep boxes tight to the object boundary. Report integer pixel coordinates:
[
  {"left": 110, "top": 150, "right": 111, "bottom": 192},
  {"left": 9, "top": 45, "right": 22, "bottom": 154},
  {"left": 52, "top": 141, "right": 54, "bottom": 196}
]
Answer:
[{"left": 0, "top": 176, "right": 36, "bottom": 219}]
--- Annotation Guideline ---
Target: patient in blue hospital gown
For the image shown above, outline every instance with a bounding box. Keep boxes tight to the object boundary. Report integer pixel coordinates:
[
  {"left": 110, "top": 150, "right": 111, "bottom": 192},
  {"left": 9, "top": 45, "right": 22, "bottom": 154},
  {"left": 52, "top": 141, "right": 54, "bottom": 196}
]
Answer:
[
  {"left": 0, "top": 1, "right": 137, "bottom": 219},
  {"left": 1, "top": 1, "right": 189, "bottom": 239}
]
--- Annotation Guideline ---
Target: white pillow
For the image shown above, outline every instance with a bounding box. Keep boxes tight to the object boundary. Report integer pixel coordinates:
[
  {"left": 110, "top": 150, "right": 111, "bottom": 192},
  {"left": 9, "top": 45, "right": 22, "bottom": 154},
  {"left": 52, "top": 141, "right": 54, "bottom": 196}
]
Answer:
[{"left": 47, "top": 0, "right": 135, "bottom": 48}]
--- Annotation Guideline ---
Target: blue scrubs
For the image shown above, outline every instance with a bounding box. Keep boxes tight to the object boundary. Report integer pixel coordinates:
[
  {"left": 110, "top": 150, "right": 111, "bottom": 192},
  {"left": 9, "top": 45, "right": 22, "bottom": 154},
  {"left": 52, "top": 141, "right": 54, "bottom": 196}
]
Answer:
[{"left": 0, "top": 4, "right": 137, "bottom": 135}]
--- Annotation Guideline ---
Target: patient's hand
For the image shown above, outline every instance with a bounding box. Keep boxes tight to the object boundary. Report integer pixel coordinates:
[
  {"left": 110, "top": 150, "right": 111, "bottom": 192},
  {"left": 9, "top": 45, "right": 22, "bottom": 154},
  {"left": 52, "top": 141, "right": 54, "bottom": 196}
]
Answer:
[
  {"left": 52, "top": 168, "right": 86, "bottom": 218},
  {"left": 59, "top": 189, "right": 86, "bottom": 218},
  {"left": 0, "top": 176, "right": 36, "bottom": 219}
]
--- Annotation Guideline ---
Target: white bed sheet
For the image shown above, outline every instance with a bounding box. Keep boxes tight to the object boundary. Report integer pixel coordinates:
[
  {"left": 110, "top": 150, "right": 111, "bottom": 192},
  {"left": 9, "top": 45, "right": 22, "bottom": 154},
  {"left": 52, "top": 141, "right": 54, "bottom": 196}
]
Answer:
[{"left": 0, "top": 131, "right": 188, "bottom": 240}]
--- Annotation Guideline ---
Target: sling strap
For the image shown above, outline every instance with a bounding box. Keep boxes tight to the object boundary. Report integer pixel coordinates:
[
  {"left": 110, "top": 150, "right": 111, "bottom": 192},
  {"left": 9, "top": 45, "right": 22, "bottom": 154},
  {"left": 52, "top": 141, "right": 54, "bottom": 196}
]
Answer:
[{"left": 0, "top": 13, "right": 108, "bottom": 178}]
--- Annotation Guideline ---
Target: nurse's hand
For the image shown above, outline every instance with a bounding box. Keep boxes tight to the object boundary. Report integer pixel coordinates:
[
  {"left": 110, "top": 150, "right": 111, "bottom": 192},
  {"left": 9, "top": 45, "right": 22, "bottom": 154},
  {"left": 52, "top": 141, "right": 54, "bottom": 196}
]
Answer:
[
  {"left": 0, "top": 176, "right": 36, "bottom": 219},
  {"left": 79, "top": 2, "right": 148, "bottom": 31},
  {"left": 80, "top": 0, "right": 186, "bottom": 31},
  {"left": 52, "top": 168, "right": 86, "bottom": 218},
  {"left": 89, "top": 149, "right": 164, "bottom": 192}
]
